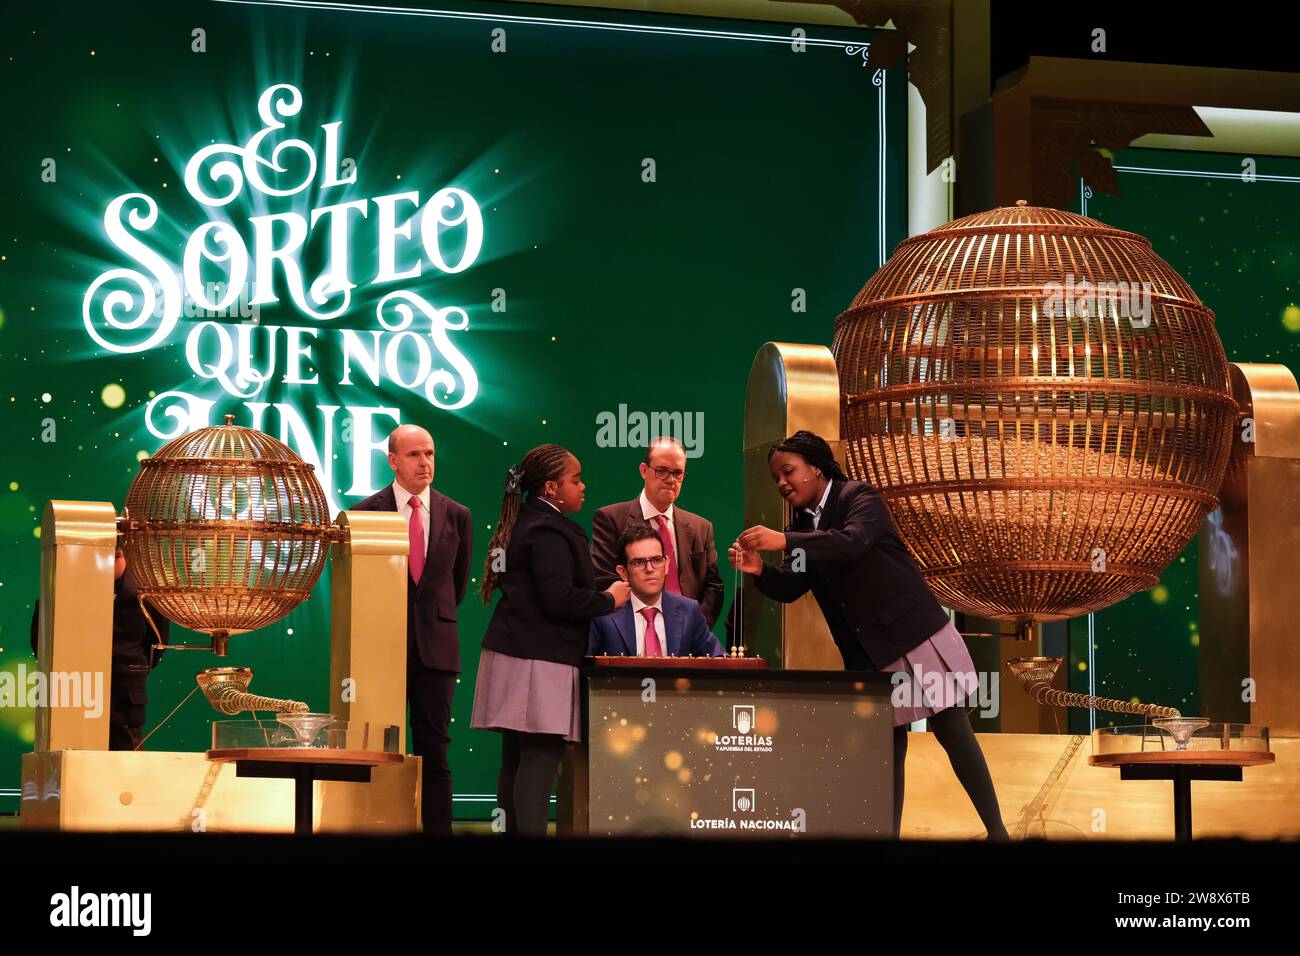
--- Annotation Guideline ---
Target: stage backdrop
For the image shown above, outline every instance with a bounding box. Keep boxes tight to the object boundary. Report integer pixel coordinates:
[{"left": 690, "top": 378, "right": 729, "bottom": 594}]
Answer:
[
  {"left": 0, "top": 0, "right": 906, "bottom": 815},
  {"left": 1070, "top": 147, "right": 1300, "bottom": 732}
]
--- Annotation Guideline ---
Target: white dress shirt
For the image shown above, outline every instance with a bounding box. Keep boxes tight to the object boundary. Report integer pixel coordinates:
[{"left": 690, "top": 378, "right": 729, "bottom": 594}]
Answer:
[
  {"left": 392, "top": 481, "right": 431, "bottom": 558},
  {"left": 639, "top": 490, "right": 676, "bottom": 556},
  {"left": 805, "top": 480, "right": 833, "bottom": 530},
  {"left": 629, "top": 592, "right": 668, "bottom": 656}
]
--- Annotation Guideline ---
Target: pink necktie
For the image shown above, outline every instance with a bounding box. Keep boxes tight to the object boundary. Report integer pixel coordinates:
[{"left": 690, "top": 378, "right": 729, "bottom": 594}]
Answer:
[
  {"left": 640, "top": 607, "right": 663, "bottom": 656},
  {"left": 408, "top": 497, "right": 425, "bottom": 585},
  {"left": 653, "top": 515, "right": 681, "bottom": 595}
]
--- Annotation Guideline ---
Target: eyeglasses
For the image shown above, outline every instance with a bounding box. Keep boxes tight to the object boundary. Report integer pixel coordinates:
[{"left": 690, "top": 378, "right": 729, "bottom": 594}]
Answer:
[
  {"left": 649, "top": 467, "right": 686, "bottom": 482},
  {"left": 626, "top": 555, "right": 668, "bottom": 571}
]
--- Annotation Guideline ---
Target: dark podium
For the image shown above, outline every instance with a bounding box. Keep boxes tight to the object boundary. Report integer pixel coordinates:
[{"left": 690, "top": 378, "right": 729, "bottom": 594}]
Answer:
[{"left": 558, "top": 657, "right": 894, "bottom": 837}]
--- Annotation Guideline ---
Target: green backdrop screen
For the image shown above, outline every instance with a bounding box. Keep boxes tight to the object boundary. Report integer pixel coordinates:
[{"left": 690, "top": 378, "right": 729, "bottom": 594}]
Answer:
[{"left": 0, "top": 0, "right": 905, "bottom": 814}]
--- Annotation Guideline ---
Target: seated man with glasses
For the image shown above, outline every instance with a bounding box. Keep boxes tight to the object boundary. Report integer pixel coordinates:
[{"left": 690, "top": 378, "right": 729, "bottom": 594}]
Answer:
[
  {"left": 588, "top": 522, "right": 725, "bottom": 657},
  {"left": 591, "top": 436, "right": 725, "bottom": 627}
]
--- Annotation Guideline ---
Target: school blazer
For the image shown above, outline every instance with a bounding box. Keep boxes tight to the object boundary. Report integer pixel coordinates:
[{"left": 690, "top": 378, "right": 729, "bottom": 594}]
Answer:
[
  {"left": 482, "top": 495, "right": 616, "bottom": 667},
  {"left": 754, "top": 479, "right": 950, "bottom": 669}
]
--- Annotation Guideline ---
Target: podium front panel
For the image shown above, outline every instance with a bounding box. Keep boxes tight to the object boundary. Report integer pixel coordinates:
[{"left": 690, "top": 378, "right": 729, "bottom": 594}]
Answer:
[{"left": 569, "top": 667, "right": 893, "bottom": 837}]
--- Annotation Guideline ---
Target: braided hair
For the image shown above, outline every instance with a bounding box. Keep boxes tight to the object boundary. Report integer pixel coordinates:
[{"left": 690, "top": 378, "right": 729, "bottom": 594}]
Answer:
[
  {"left": 767, "top": 429, "right": 848, "bottom": 481},
  {"left": 479, "top": 443, "right": 573, "bottom": 605}
]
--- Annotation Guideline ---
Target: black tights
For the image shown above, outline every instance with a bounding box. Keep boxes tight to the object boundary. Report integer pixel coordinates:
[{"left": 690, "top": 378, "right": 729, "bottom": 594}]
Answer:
[
  {"left": 497, "top": 730, "right": 566, "bottom": 836},
  {"left": 894, "top": 708, "right": 1009, "bottom": 840}
]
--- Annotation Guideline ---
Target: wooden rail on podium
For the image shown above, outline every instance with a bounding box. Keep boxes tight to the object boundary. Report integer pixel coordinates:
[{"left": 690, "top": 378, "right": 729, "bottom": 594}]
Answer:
[{"left": 585, "top": 655, "right": 769, "bottom": 670}]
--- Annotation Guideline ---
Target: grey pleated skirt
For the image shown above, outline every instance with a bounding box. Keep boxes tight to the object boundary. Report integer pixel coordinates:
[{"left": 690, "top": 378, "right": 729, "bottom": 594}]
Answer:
[
  {"left": 881, "top": 619, "right": 979, "bottom": 726},
  {"left": 470, "top": 648, "right": 582, "bottom": 743}
]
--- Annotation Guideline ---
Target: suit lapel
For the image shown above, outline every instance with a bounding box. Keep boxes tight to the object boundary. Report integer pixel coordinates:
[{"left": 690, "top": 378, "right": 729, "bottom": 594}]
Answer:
[
  {"left": 414, "top": 490, "right": 447, "bottom": 593},
  {"left": 788, "top": 506, "right": 813, "bottom": 534},
  {"left": 672, "top": 512, "right": 690, "bottom": 581},
  {"left": 664, "top": 597, "right": 683, "bottom": 656},
  {"left": 613, "top": 604, "right": 637, "bottom": 656},
  {"left": 817, "top": 480, "right": 843, "bottom": 531}
]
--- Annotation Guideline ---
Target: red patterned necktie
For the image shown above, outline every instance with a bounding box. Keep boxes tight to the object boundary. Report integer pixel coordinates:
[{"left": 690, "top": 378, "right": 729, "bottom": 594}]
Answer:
[
  {"left": 408, "top": 496, "right": 426, "bottom": 584},
  {"left": 640, "top": 606, "right": 663, "bottom": 656},
  {"left": 653, "top": 514, "right": 681, "bottom": 594}
]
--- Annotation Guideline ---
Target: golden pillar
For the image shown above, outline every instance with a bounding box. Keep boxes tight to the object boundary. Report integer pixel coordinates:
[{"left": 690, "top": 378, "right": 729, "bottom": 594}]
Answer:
[
  {"left": 35, "top": 501, "right": 118, "bottom": 752},
  {"left": 1199, "top": 363, "right": 1300, "bottom": 734},
  {"left": 741, "top": 342, "right": 844, "bottom": 669},
  {"left": 328, "top": 510, "right": 411, "bottom": 752}
]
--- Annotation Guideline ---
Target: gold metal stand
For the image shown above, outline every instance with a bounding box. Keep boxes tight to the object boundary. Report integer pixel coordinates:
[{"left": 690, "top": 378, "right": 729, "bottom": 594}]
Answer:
[
  {"left": 1199, "top": 363, "right": 1300, "bottom": 736},
  {"left": 34, "top": 501, "right": 117, "bottom": 752},
  {"left": 329, "top": 510, "right": 411, "bottom": 751},
  {"left": 22, "top": 505, "right": 416, "bottom": 832},
  {"left": 742, "top": 342, "right": 844, "bottom": 669}
]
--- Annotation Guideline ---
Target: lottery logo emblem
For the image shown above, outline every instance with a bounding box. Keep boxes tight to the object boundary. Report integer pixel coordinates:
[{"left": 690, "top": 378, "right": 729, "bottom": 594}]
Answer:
[{"left": 733, "top": 705, "right": 755, "bottom": 735}]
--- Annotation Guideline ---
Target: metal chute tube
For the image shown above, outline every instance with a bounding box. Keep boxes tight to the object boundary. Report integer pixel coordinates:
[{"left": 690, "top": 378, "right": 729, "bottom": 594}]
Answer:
[
  {"left": 1007, "top": 657, "right": 1181, "bottom": 719},
  {"left": 196, "top": 666, "right": 309, "bottom": 715}
]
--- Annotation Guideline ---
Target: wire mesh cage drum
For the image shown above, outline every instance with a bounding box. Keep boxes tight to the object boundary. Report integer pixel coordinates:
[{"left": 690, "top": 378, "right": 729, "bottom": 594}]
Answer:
[
  {"left": 122, "top": 415, "right": 334, "bottom": 654},
  {"left": 833, "top": 203, "right": 1236, "bottom": 631}
]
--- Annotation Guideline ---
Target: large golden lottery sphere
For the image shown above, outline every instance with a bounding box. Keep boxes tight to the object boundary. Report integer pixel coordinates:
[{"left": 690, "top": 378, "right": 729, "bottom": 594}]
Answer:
[
  {"left": 122, "top": 415, "right": 334, "bottom": 654},
  {"left": 834, "top": 203, "right": 1236, "bottom": 632}
]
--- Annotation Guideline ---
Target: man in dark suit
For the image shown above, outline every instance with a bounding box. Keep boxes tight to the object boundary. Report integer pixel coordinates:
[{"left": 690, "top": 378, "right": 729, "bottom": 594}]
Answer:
[
  {"left": 591, "top": 437, "right": 724, "bottom": 628},
  {"left": 30, "top": 547, "right": 170, "bottom": 751},
  {"left": 351, "top": 424, "right": 472, "bottom": 835},
  {"left": 588, "top": 522, "right": 724, "bottom": 658}
]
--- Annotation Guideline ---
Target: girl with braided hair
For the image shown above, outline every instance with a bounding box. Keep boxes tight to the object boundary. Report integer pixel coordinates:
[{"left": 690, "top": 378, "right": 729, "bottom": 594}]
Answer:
[
  {"left": 470, "top": 443, "right": 630, "bottom": 836},
  {"left": 728, "top": 430, "right": 1009, "bottom": 840}
]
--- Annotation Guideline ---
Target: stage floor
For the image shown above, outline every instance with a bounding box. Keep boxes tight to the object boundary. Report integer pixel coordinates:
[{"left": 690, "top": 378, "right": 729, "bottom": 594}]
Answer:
[{"left": 15, "top": 732, "right": 1300, "bottom": 839}]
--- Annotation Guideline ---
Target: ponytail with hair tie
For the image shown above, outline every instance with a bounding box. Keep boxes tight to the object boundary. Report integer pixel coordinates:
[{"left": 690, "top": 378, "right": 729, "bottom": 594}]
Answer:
[{"left": 479, "top": 444, "right": 572, "bottom": 605}]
